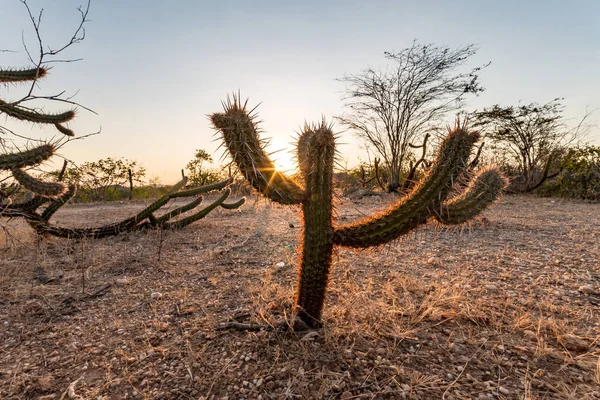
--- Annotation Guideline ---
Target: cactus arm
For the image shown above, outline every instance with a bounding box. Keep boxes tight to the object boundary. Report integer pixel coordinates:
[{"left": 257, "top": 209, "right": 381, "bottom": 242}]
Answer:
[
  {"left": 0, "top": 67, "right": 46, "bottom": 83},
  {"left": 40, "top": 184, "right": 77, "bottom": 221},
  {"left": 169, "top": 177, "right": 232, "bottom": 198},
  {"left": 332, "top": 127, "right": 480, "bottom": 248},
  {"left": 220, "top": 197, "right": 246, "bottom": 210},
  {"left": 156, "top": 196, "right": 204, "bottom": 224},
  {"left": 166, "top": 176, "right": 189, "bottom": 195},
  {"left": 0, "top": 100, "right": 75, "bottom": 124},
  {"left": 11, "top": 167, "right": 67, "bottom": 198},
  {"left": 434, "top": 168, "right": 507, "bottom": 225},
  {"left": 210, "top": 97, "right": 304, "bottom": 205},
  {"left": 294, "top": 123, "right": 336, "bottom": 328},
  {"left": 0, "top": 144, "right": 55, "bottom": 170},
  {"left": 162, "top": 189, "right": 232, "bottom": 230},
  {"left": 29, "top": 194, "right": 171, "bottom": 238},
  {"left": 54, "top": 123, "right": 74, "bottom": 136}
]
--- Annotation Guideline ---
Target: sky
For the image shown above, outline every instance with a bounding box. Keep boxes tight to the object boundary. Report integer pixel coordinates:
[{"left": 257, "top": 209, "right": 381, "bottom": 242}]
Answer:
[{"left": 1, "top": 0, "right": 599, "bottom": 184}]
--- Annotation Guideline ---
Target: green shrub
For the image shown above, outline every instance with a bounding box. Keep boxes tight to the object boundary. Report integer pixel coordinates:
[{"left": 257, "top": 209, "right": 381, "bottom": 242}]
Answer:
[{"left": 538, "top": 145, "right": 600, "bottom": 200}]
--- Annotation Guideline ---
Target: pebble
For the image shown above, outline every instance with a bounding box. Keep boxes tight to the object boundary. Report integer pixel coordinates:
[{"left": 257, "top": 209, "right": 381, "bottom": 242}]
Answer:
[
  {"left": 523, "top": 330, "right": 536, "bottom": 339},
  {"left": 340, "top": 391, "right": 353, "bottom": 400},
  {"left": 499, "top": 387, "right": 509, "bottom": 395},
  {"left": 150, "top": 292, "right": 163, "bottom": 300},
  {"left": 560, "top": 334, "right": 589, "bottom": 352},
  {"left": 116, "top": 278, "right": 131, "bottom": 286}
]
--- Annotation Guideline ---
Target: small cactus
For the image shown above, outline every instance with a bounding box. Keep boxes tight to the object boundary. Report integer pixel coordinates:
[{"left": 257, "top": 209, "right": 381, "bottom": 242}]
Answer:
[{"left": 212, "top": 95, "right": 507, "bottom": 329}]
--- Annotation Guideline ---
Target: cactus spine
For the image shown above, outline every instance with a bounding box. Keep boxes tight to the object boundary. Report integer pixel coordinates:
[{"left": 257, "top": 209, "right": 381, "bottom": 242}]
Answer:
[{"left": 212, "top": 96, "right": 507, "bottom": 329}]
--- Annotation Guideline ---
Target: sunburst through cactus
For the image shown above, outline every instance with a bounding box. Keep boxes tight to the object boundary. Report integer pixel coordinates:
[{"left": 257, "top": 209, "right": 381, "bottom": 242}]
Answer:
[{"left": 212, "top": 94, "right": 507, "bottom": 329}]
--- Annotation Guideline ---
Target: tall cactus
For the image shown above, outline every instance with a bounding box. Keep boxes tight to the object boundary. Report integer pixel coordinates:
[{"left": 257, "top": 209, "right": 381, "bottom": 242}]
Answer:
[{"left": 212, "top": 95, "right": 507, "bottom": 329}]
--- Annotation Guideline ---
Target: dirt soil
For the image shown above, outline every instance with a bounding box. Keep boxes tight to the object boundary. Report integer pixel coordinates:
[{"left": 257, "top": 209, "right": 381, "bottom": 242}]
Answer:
[{"left": 0, "top": 194, "right": 599, "bottom": 400}]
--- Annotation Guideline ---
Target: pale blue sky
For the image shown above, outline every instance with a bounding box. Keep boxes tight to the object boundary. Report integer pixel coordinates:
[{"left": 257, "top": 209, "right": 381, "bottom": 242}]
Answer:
[{"left": 2, "top": 1, "right": 599, "bottom": 183}]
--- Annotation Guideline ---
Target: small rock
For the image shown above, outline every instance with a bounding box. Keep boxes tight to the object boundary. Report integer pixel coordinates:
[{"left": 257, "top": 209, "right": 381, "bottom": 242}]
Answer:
[
  {"left": 498, "top": 387, "right": 509, "bottom": 395},
  {"left": 300, "top": 331, "right": 319, "bottom": 341},
  {"left": 523, "top": 330, "right": 536, "bottom": 339},
  {"left": 275, "top": 262, "right": 285, "bottom": 268},
  {"left": 578, "top": 285, "right": 596, "bottom": 294},
  {"left": 427, "top": 257, "right": 438, "bottom": 265},
  {"left": 560, "top": 334, "right": 589, "bottom": 352},
  {"left": 38, "top": 375, "right": 55, "bottom": 391},
  {"left": 116, "top": 278, "right": 131, "bottom": 286},
  {"left": 485, "top": 284, "right": 498, "bottom": 290},
  {"left": 340, "top": 391, "right": 353, "bottom": 400},
  {"left": 150, "top": 292, "right": 163, "bottom": 300},
  {"left": 450, "top": 343, "right": 467, "bottom": 354}
]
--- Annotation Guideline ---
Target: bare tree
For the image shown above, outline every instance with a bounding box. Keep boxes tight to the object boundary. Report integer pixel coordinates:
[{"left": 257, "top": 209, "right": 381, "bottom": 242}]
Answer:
[
  {"left": 336, "top": 41, "right": 487, "bottom": 192},
  {"left": 471, "top": 99, "right": 592, "bottom": 192}
]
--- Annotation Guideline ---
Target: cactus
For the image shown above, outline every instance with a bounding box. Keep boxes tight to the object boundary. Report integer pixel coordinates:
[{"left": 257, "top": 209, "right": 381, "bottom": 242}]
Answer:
[
  {"left": 212, "top": 95, "right": 507, "bottom": 329},
  {"left": 0, "top": 64, "right": 77, "bottom": 202},
  {"left": 1, "top": 65, "right": 245, "bottom": 236},
  {"left": 11, "top": 167, "right": 68, "bottom": 198},
  {"left": 0, "top": 67, "right": 47, "bottom": 83},
  {"left": 0, "top": 144, "right": 55, "bottom": 170},
  {"left": 21, "top": 176, "right": 246, "bottom": 238}
]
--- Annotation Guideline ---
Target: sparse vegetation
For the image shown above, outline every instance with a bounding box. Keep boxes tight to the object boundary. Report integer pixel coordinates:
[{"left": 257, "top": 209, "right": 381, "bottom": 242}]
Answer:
[
  {"left": 337, "top": 41, "right": 488, "bottom": 192},
  {"left": 0, "top": 1, "right": 598, "bottom": 399}
]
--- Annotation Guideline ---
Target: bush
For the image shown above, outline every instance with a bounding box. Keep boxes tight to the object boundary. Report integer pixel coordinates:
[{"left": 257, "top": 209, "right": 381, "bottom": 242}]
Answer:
[{"left": 538, "top": 145, "right": 600, "bottom": 200}]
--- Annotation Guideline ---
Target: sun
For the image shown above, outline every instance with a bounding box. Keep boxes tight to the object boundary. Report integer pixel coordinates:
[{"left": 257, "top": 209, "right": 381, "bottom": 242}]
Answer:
[{"left": 273, "top": 154, "right": 296, "bottom": 173}]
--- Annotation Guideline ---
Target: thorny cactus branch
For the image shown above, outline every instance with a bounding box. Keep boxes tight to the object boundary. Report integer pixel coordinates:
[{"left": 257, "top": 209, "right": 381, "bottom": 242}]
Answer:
[
  {"left": 0, "top": 144, "right": 55, "bottom": 170},
  {"left": 25, "top": 177, "right": 246, "bottom": 239},
  {"left": 333, "top": 127, "right": 478, "bottom": 248},
  {"left": 210, "top": 96, "right": 305, "bottom": 204},
  {"left": 212, "top": 95, "right": 507, "bottom": 329},
  {"left": 433, "top": 168, "right": 507, "bottom": 225},
  {"left": 0, "top": 99, "right": 76, "bottom": 125},
  {"left": 12, "top": 167, "right": 68, "bottom": 198},
  {"left": 0, "top": 67, "right": 47, "bottom": 83}
]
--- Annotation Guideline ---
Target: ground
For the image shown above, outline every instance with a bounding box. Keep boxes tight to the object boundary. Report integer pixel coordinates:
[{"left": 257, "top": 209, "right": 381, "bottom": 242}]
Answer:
[{"left": 0, "top": 194, "right": 599, "bottom": 400}]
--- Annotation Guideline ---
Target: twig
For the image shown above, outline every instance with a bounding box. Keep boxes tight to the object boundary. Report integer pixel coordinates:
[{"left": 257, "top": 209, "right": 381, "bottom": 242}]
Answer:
[{"left": 59, "top": 375, "right": 84, "bottom": 400}]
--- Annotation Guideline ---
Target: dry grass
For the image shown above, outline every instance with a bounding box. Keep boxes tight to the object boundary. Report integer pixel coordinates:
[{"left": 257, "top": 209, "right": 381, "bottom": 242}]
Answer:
[{"left": 0, "top": 194, "right": 599, "bottom": 399}]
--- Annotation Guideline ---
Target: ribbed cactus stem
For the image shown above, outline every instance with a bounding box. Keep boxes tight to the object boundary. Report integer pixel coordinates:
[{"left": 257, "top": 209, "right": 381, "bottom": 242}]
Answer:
[
  {"left": 54, "top": 123, "right": 74, "bottom": 137},
  {"left": 220, "top": 197, "right": 246, "bottom": 210},
  {"left": 0, "top": 67, "right": 47, "bottom": 83},
  {"left": 0, "top": 100, "right": 75, "bottom": 124},
  {"left": 12, "top": 167, "right": 67, "bottom": 198},
  {"left": 170, "top": 178, "right": 232, "bottom": 198},
  {"left": 167, "top": 176, "right": 189, "bottom": 195},
  {"left": 211, "top": 97, "right": 304, "bottom": 205},
  {"left": 0, "top": 144, "right": 55, "bottom": 170},
  {"left": 163, "top": 188, "right": 232, "bottom": 229},
  {"left": 41, "top": 184, "right": 77, "bottom": 221},
  {"left": 332, "top": 127, "right": 479, "bottom": 248},
  {"left": 295, "top": 123, "right": 335, "bottom": 328},
  {"left": 434, "top": 168, "right": 508, "bottom": 225}
]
